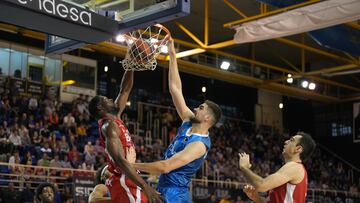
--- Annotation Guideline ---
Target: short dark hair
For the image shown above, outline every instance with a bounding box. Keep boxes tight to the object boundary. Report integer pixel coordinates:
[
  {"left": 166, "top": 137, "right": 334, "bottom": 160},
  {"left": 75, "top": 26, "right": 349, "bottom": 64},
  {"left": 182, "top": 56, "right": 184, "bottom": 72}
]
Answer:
[
  {"left": 205, "top": 100, "right": 222, "bottom": 125},
  {"left": 89, "top": 96, "right": 102, "bottom": 119},
  {"left": 95, "top": 164, "right": 108, "bottom": 185},
  {"left": 297, "top": 132, "right": 316, "bottom": 161},
  {"left": 36, "top": 183, "right": 55, "bottom": 202}
]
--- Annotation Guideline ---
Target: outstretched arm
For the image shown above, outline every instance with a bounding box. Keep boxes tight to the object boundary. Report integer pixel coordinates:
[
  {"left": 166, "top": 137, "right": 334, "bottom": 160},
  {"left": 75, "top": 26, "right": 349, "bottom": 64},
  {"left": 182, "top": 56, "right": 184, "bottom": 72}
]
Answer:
[
  {"left": 168, "top": 38, "right": 194, "bottom": 121},
  {"left": 102, "top": 121, "right": 163, "bottom": 203},
  {"left": 132, "top": 141, "right": 206, "bottom": 174},
  {"left": 239, "top": 153, "right": 303, "bottom": 192},
  {"left": 115, "top": 70, "right": 134, "bottom": 118}
]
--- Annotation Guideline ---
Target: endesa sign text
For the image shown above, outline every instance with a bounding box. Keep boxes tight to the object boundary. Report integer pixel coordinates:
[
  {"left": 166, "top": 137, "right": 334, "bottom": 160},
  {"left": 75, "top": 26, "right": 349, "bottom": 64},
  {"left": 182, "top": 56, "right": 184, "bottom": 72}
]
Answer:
[{"left": 17, "top": 0, "right": 92, "bottom": 26}]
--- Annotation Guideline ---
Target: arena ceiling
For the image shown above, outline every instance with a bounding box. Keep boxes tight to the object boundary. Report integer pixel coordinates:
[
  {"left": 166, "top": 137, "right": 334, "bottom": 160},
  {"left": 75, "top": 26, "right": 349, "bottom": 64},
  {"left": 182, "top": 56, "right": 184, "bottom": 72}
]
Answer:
[{"left": 0, "top": 0, "right": 359, "bottom": 102}]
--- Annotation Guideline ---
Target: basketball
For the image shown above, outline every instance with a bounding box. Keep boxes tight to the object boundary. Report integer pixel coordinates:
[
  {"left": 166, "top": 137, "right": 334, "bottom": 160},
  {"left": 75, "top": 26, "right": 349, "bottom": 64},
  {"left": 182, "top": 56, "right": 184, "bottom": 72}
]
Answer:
[{"left": 129, "top": 39, "right": 154, "bottom": 65}]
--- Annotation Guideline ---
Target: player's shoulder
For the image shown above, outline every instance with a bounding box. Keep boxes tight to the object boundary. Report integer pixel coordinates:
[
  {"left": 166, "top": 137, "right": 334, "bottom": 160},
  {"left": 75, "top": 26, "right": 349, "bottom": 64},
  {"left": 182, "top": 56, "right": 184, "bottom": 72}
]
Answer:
[
  {"left": 280, "top": 161, "right": 304, "bottom": 175},
  {"left": 101, "top": 119, "right": 118, "bottom": 133}
]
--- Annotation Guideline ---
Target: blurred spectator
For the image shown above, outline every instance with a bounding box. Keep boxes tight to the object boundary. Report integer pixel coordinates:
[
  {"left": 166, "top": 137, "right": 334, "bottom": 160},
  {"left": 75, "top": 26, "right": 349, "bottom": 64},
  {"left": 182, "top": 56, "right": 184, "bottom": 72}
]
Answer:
[
  {"left": 63, "top": 112, "right": 76, "bottom": 128},
  {"left": 50, "top": 154, "right": 62, "bottom": 168},
  {"left": 28, "top": 96, "right": 38, "bottom": 111},
  {"left": 59, "top": 135, "right": 70, "bottom": 155},
  {"left": 20, "top": 182, "right": 34, "bottom": 203},
  {"left": 0, "top": 182, "right": 22, "bottom": 203}
]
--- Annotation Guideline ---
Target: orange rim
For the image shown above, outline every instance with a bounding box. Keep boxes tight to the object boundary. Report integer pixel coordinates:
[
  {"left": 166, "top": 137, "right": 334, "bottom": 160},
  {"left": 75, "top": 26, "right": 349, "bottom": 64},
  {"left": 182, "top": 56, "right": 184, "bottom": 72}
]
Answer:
[{"left": 122, "top": 24, "right": 171, "bottom": 45}]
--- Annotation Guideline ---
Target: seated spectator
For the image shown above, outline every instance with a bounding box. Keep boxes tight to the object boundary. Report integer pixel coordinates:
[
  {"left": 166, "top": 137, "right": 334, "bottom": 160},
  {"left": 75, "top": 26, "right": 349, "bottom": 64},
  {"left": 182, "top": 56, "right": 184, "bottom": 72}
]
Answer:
[
  {"left": 59, "top": 135, "right": 69, "bottom": 155},
  {"left": 23, "top": 160, "right": 34, "bottom": 182},
  {"left": 84, "top": 141, "right": 93, "bottom": 155},
  {"left": 50, "top": 154, "right": 62, "bottom": 168},
  {"left": 68, "top": 146, "right": 80, "bottom": 162},
  {"left": 9, "top": 128, "right": 22, "bottom": 148},
  {"left": 93, "top": 139, "right": 104, "bottom": 155},
  {"left": 8, "top": 150, "right": 21, "bottom": 170},
  {"left": 40, "top": 142, "right": 52, "bottom": 156},
  {"left": 19, "top": 124, "right": 31, "bottom": 146},
  {"left": 37, "top": 153, "right": 50, "bottom": 167},
  {"left": 32, "top": 131, "right": 42, "bottom": 147},
  {"left": 70, "top": 155, "right": 81, "bottom": 169},
  {"left": 63, "top": 112, "right": 76, "bottom": 128},
  {"left": 28, "top": 96, "right": 38, "bottom": 111},
  {"left": 35, "top": 183, "right": 55, "bottom": 203},
  {"left": 0, "top": 182, "right": 22, "bottom": 203}
]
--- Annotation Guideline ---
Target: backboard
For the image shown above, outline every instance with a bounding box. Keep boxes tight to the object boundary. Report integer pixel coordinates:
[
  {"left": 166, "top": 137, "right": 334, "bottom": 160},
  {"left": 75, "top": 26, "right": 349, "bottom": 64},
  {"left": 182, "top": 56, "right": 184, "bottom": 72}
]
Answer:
[{"left": 43, "top": 0, "right": 190, "bottom": 55}]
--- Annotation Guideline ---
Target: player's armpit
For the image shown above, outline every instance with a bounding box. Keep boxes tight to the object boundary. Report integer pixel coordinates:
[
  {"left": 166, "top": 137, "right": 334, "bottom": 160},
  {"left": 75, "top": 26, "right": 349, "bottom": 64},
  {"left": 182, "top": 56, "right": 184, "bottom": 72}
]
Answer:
[{"left": 162, "top": 141, "right": 206, "bottom": 173}]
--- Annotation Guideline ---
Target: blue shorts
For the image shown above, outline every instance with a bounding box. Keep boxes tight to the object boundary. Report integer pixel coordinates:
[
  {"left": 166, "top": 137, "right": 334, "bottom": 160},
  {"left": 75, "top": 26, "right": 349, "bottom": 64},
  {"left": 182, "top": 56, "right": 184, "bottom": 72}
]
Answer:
[{"left": 158, "top": 187, "right": 191, "bottom": 203}]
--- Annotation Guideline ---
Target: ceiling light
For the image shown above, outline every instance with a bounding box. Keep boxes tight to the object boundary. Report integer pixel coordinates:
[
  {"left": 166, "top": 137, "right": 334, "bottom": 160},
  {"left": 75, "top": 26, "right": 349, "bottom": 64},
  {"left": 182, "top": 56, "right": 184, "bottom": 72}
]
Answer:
[
  {"left": 202, "top": 86, "right": 206, "bottom": 93},
  {"left": 308, "top": 82, "right": 316, "bottom": 90},
  {"left": 220, "top": 61, "right": 230, "bottom": 70},
  {"left": 301, "top": 80, "right": 309, "bottom": 88},
  {"left": 286, "top": 77, "right": 293, "bottom": 84},
  {"left": 115, "top": 35, "right": 126, "bottom": 42},
  {"left": 279, "top": 103, "right": 284, "bottom": 109}
]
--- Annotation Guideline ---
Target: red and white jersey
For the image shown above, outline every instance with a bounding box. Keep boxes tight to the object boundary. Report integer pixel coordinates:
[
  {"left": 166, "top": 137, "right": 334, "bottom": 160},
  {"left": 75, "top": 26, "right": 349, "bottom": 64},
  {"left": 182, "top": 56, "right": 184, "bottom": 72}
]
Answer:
[
  {"left": 98, "top": 116, "right": 135, "bottom": 176},
  {"left": 98, "top": 116, "right": 148, "bottom": 203},
  {"left": 106, "top": 174, "right": 147, "bottom": 203},
  {"left": 268, "top": 164, "right": 308, "bottom": 203}
]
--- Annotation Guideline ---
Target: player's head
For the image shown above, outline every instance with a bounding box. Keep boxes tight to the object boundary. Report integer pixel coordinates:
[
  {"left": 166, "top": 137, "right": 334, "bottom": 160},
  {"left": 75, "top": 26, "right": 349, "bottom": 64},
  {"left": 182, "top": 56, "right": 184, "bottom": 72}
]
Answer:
[
  {"left": 282, "top": 132, "right": 316, "bottom": 161},
  {"left": 95, "top": 165, "right": 112, "bottom": 185},
  {"left": 89, "top": 96, "right": 118, "bottom": 119},
  {"left": 36, "top": 183, "right": 55, "bottom": 203},
  {"left": 191, "top": 100, "right": 222, "bottom": 127}
]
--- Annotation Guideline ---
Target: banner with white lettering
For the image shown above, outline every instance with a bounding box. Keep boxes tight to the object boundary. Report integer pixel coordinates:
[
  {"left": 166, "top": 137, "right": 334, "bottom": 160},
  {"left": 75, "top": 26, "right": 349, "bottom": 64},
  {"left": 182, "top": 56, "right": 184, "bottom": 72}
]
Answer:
[
  {"left": 73, "top": 176, "right": 95, "bottom": 203},
  {"left": 27, "top": 81, "right": 43, "bottom": 96},
  {"left": 192, "top": 184, "right": 247, "bottom": 202}
]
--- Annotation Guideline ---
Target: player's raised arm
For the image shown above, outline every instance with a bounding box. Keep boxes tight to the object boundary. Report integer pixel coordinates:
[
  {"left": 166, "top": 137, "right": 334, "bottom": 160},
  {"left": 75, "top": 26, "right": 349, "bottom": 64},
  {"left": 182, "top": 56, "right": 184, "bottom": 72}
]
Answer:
[
  {"left": 168, "top": 38, "right": 194, "bottom": 121},
  {"left": 102, "top": 121, "right": 163, "bottom": 203},
  {"left": 115, "top": 70, "right": 134, "bottom": 118}
]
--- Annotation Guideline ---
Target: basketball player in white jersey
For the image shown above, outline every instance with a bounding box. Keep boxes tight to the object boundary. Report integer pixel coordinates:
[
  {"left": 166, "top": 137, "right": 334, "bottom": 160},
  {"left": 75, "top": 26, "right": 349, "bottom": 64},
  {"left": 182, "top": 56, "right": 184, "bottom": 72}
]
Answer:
[{"left": 239, "top": 132, "right": 316, "bottom": 202}]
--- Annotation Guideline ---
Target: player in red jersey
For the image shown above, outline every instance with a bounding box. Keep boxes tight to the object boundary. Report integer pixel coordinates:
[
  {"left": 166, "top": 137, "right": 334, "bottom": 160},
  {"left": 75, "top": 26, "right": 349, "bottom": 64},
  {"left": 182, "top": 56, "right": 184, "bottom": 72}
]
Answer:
[
  {"left": 88, "top": 71, "right": 162, "bottom": 203},
  {"left": 239, "top": 132, "right": 316, "bottom": 203}
]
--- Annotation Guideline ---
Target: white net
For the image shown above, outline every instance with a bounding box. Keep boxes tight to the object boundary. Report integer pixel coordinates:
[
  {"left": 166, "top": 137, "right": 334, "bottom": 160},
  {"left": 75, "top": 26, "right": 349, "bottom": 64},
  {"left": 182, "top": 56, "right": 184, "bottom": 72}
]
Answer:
[{"left": 122, "top": 24, "right": 170, "bottom": 71}]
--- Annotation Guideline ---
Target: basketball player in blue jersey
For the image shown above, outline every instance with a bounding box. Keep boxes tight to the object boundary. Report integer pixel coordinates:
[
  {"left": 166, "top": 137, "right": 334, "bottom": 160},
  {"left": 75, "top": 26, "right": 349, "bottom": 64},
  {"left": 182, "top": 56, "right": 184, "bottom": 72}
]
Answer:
[{"left": 132, "top": 37, "right": 222, "bottom": 203}]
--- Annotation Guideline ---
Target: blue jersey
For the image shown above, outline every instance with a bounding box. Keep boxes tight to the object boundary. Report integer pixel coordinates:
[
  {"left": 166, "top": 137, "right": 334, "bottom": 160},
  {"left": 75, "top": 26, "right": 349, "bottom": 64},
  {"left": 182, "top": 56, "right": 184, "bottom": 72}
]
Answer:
[{"left": 158, "top": 121, "right": 211, "bottom": 188}]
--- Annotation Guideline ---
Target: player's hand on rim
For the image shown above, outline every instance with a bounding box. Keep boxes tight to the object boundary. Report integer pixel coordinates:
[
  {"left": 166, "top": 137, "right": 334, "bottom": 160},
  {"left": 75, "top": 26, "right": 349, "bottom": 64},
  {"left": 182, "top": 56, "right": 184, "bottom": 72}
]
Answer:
[{"left": 167, "top": 37, "right": 176, "bottom": 56}]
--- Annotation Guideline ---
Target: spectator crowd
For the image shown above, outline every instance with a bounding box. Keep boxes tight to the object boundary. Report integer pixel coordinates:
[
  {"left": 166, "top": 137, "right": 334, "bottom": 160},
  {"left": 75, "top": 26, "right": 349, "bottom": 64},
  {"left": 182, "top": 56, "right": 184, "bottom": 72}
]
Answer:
[{"left": 0, "top": 89, "right": 359, "bottom": 202}]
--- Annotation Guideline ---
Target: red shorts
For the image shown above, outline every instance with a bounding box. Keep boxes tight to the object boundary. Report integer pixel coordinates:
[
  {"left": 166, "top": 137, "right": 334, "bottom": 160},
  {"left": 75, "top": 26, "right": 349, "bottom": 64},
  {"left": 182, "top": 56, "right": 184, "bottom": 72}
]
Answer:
[{"left": 106, "top": 174, "right": 148, "bottom": 203}]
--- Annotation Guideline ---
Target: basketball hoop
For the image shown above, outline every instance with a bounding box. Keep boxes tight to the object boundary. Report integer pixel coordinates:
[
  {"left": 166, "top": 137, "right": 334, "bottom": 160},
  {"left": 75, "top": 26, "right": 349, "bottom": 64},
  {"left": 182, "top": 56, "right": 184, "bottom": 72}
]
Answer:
[{"left": 121, "top": 24, "right": 170, "bottom": 71}]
